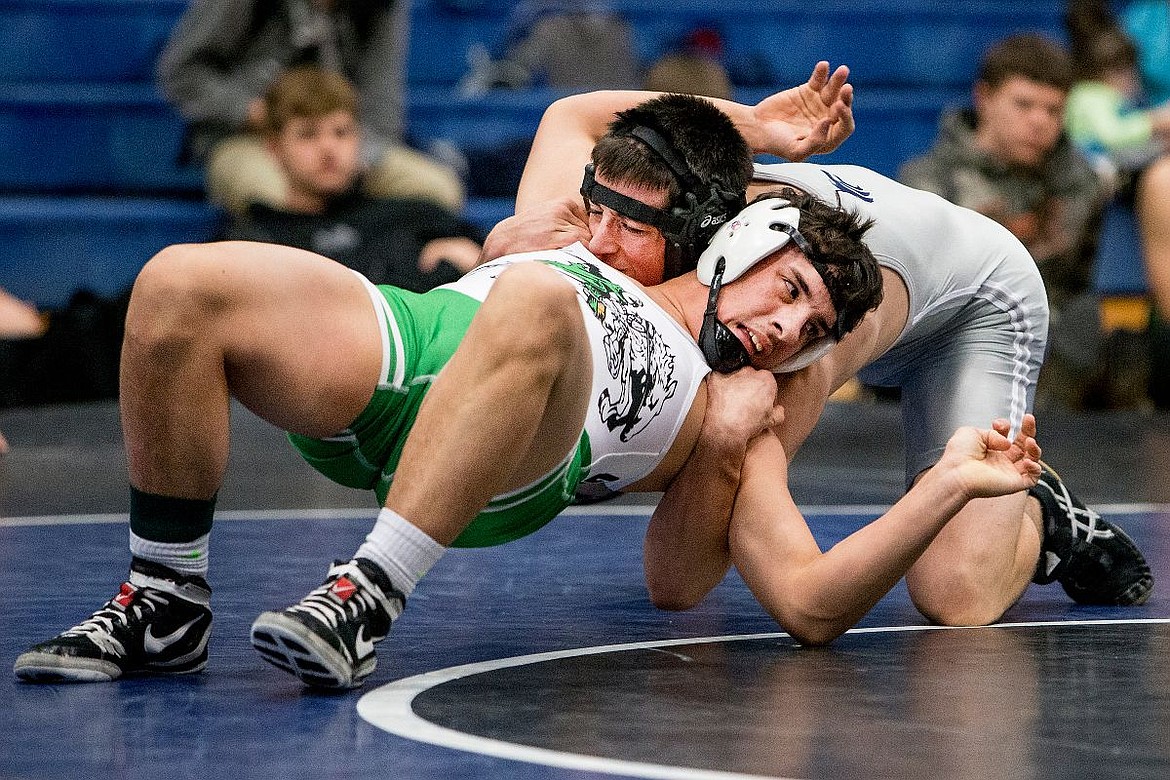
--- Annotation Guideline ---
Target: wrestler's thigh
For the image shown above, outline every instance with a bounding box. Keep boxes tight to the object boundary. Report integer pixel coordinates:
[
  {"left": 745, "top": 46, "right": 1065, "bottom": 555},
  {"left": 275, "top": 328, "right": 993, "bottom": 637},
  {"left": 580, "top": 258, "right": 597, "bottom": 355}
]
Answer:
[{"left": 140, "top": 241, "right": 383, "bottom": 435}]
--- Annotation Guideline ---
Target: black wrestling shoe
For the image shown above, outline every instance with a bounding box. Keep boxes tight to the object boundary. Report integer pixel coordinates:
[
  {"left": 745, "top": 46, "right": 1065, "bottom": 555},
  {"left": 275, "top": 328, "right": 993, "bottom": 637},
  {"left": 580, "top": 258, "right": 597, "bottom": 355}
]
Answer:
[
  {"left": 14, "top": 558, "right": 212, "bottom": 683},
  {"left": 250, "top": 558, "right": 404, "bottom": 689},
  {"left": 1030, "top": 463, "right": 1153, "bottom": 605}
]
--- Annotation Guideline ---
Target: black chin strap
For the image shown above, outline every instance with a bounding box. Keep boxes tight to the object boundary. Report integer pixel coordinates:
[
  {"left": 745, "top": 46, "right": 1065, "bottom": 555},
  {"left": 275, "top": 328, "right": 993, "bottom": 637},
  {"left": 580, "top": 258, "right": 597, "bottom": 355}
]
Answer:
[{"left": 698, "top": 257, "right": 751, "bottom": 373}]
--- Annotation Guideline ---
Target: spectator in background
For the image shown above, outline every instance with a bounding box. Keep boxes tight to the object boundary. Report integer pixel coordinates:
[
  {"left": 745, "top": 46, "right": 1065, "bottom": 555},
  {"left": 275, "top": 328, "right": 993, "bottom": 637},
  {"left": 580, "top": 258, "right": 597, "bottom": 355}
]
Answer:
[
  {"left": 224, "top": 67, "right": 482, "bottom": 291},
  {"left": 157, "top": 0, "right": 465, "bottom": 218},
  {"left": 1065, "top": 0, "right": 1170, "bottom": 408},
  {"left": 459, "top": 0, "right": 640, "bottom": 95},
  {"left": 0, "top": 288, "right": 45, "bottom": 341},
  {"left": 899, "top": 33, "right": 1113, "bottom": 409},
  {"left": 0, "top": 288, "right": 42, "bottom": 450},
  {"left": 643, "top": 26, "right": 734, "bottom": 100},
  {"left": 0, "top": 288, "right": 129, "bottom": 412},
  {"left": 453, "top": 1, "right": 644, "bottom": 203},
  {"left": 1066, "top": 2, "right": 1170, "bottom": 184}
]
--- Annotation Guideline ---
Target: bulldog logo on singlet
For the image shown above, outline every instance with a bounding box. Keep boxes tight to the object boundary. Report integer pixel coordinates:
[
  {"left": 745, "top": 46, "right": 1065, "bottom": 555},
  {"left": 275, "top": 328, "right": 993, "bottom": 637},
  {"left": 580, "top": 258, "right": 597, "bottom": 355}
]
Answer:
[{"left": 547, "top": 258, "right": 678, "bottom": 442}]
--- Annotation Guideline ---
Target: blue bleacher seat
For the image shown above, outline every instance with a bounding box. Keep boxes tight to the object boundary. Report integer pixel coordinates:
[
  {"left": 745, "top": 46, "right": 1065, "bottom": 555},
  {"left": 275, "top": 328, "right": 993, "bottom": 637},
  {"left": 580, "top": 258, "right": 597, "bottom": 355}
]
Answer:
[
  {"left": 0, "top": 83, "right": 198, "bottom": 194},
  {"left": 0, "top": 0, "right": 186, "bottom": 84},
  {"left": 0, "top": 196, "right": 222, "bottom": 308},
  {"left": 0, "top": 0, "right": 1132, "bottom": 311},
  {"left": 409, "top": 0, "right": 1068, "bottom": 90},
  {"left": 1095, "top": 202, "right": 1150, "bottom": 297}
]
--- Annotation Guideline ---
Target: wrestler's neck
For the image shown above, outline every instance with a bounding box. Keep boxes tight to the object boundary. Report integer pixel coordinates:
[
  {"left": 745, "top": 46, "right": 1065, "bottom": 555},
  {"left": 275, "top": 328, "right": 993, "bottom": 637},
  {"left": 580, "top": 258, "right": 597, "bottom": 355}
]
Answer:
[{"left": 643, "top": 276, "right": 708, "bottom": 341}]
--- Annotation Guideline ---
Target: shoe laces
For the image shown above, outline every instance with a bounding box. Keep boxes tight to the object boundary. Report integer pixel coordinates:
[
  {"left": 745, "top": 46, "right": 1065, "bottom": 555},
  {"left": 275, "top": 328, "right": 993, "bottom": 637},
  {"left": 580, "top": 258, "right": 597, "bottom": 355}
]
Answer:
[
  {"left": 288, "top": 562, "right": 397, "bottom": 638},
  {"left": 61, "top": 582, "right": 167, "bottom": 656},
  {"left": 1040, "top": 477, "right": 1115, "bottom": 543}
]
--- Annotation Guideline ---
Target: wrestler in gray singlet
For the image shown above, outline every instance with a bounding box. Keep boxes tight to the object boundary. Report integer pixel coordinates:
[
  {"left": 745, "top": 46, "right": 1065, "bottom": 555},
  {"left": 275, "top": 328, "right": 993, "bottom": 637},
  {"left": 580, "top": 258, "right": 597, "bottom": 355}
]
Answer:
[{"left": 755, "top": 162, "right": 1050, "bottom": 483}]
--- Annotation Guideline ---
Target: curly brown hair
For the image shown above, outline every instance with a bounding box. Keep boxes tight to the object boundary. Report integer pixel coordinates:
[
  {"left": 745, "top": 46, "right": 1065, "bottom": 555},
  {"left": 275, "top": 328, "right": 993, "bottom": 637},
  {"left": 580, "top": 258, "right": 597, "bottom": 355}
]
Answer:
[{"left": 755, "top": 188, "right": 884, "bottom": 337}]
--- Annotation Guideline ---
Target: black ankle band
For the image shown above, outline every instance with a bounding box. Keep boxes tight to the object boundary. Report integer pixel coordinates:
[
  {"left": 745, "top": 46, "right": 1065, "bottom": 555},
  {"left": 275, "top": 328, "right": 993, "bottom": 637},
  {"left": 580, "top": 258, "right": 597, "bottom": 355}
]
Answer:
[{"left": 129, "top": 487, "right": 216, "bottom": 543}]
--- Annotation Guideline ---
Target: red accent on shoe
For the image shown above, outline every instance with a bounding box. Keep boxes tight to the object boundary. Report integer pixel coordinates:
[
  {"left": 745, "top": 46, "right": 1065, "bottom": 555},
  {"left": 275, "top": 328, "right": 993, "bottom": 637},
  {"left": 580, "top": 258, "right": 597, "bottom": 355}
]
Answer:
[
  {"left": 114, "top": 582, "right": 137, "bottom": 608},
  {"left": 330, "top": 576, "right": 357, "bottom": 601}
]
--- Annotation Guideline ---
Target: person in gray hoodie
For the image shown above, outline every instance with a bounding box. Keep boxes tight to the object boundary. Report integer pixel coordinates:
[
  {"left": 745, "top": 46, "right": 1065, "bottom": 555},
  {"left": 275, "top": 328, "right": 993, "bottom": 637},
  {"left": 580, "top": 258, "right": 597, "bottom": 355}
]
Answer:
[
  {"left": 157, "top": 0, "right": 463, "bottom": 216},
  {"left": 899, "top": 33, "right": 1112, "bottom": 409}
]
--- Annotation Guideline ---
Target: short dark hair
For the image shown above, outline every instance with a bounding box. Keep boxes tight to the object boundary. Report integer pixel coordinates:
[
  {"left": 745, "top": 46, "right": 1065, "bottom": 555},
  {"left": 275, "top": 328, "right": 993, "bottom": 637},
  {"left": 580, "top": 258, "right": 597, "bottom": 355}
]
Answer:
[
  {"left": 977, "top": 33, "right": 1074, "bottom": 93},
  {"left": 759, "top": 188, "right": 884, "bottom": 337},
  {"left": 588, "top": 93, "right": 753, "bottom": 277},
  {"left": 592, "top": 93, "right": 752, "bottom": 203}
]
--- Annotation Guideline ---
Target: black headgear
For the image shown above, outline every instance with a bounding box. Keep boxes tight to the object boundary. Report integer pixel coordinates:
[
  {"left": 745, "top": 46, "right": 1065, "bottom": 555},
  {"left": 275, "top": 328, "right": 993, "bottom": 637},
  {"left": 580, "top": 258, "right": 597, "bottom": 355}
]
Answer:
[{"left": 580, "top": 124, "right": 746, "bottom": 278}]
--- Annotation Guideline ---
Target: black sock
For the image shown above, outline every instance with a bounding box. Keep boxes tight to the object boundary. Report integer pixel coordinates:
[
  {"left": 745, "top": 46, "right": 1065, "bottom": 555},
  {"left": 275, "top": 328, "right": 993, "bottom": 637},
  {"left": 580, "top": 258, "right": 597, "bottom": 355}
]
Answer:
[{"left": 129, "top": 486, "right": 216, "bottom": 543}]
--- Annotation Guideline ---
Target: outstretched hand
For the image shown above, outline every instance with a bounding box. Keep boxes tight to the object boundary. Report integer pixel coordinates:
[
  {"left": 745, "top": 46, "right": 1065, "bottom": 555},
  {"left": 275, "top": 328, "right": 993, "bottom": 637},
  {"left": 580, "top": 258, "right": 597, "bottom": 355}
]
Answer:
[
  {"left": 940, "top": 414, "right": 1042, "bottom": 500},
  {"left": 750, "top": 61, "right": 854, "bottom": 161}
]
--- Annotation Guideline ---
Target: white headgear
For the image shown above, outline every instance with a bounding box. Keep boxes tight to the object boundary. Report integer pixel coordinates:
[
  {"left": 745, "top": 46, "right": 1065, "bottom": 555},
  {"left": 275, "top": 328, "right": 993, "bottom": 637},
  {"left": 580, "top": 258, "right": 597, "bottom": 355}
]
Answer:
[
  {"left": 696, "top": 197, "right": 837, "bottom": 373},
  {"left": 697, "top": 198, "right": 803, "bottom": 284}
]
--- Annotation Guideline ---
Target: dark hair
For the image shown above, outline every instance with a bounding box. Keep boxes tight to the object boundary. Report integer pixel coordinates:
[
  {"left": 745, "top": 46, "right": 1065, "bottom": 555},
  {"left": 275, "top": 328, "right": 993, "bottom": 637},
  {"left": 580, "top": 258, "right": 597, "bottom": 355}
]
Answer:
[
  {"left": 1065, "top": 0, "right": 1138, "bottom": 81},
  {"left": 978, "top": 33, "right": 1075, "bottom": 93},
  {"left": 758, "top": 188, "right": 884, "bottom": 337},
  {"left": 592, "top": 93, "right": 752, "bottom": 203},
  {"left": 587, "top": 93, "right": 753, "bottom": 276}
]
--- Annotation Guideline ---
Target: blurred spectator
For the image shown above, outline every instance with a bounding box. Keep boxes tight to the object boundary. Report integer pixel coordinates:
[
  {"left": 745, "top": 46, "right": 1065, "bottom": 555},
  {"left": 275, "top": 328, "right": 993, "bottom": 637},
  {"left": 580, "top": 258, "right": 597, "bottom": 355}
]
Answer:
[
  {"left": 459, "top": 1, "right": 639, "bottom": 95},
  {"left": 157, "top": 0, "right": 464, "bottom": 217},
  {"left": 224, "top": 66, "right": 482, "bottom": 291},
  {"left": 1066, "top": 1, "right": 1170, "bottom": 185},
  {"left": 1122, "top": 0, "right": 1170, "bottom": 107},
  {"left": 643, "top": 27, "right": 734, "bottom": 100},
  {"left": 0, "top": 289, "right": 129, "bottom": 410},
  {"left": 1071, "top": 0, "right": 1170, "bottom": 407},
  {"left": 899, "top": 33, "right": 1116, "bottom": 409},
  {"left": 0, "top": 288, "right": 46, "bottom": 340}
]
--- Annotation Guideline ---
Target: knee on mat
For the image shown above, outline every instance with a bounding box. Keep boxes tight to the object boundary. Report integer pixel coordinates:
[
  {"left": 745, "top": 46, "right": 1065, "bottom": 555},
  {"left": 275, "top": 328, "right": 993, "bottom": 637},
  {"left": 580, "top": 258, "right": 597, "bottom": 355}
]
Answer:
[{"left": 907, "top": 568, "right": 1006, "bottom": 628}]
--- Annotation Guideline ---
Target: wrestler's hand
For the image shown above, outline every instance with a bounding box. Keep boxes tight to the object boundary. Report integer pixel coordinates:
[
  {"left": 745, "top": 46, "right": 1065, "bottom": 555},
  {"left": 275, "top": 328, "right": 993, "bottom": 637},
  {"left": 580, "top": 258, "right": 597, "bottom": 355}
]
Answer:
[
  {"left": 477, "top": 198, "right": 591, "bottom": 265},
  {"left": 749, "top": 61, "right": 854, "bottom": 161},
  {"left": 0, "top": 430, "right": 8, "bottom": 455},
  {"left": 701, "top": 367, "right": 785, "bottom": 453},
  {"left": 938, "top": 414, "right": 1042, "bottom": 500}
]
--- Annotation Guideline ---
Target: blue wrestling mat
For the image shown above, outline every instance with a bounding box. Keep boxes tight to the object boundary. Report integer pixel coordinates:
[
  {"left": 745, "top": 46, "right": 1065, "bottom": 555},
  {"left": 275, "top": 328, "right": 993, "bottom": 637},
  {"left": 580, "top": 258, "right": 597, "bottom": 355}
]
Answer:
[{"left": 3, "top": 503, "right": 1168, "bottom": 780}]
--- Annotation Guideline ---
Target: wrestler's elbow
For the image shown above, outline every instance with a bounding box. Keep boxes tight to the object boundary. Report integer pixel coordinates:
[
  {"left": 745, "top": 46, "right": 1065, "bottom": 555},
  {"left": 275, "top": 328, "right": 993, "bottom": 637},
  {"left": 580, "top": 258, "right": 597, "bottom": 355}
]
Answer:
[
  {"left": 644, "top": 569, "right": 712, "bottom": 612},
  {"left": 761, "top": 598, "right": 854, "bottom": 647},
  {"left": 647, "top": 584, "right": 704, "bottom": 612},
  {"left": 784, "top": 617, "right": 849, "bottom": 647}
]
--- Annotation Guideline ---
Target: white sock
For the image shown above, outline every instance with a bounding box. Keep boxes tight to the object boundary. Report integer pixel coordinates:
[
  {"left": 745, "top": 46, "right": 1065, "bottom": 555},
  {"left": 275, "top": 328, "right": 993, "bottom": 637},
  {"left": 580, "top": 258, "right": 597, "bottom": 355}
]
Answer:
[
  {"left": 129, "top": 531, "right": 210, "bottom": 578},
  {"left": 355, "top": 508, "right": 446, "bottom": 597}
]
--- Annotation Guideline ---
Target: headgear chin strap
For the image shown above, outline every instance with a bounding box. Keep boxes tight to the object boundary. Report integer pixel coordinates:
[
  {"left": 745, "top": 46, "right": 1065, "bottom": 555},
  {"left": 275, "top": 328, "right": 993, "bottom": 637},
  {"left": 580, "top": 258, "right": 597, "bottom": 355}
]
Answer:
[
  {"left": 696, "top": 197, "right": 843, "bottom": 374},
  {"left": 698, "top": 257, "right": 752, "bottom": 373}
]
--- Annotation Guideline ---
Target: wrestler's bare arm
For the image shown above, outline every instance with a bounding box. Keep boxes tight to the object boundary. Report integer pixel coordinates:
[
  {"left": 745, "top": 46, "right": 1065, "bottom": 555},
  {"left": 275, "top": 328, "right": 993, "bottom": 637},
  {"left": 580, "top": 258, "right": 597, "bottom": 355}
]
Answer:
[
  {"left": 729, "top": 416, "right": 1042, "bottom": 646},
  {"left": 514, "top": 62, "right": 855, "bottom": 215},
  {"left": 643, "top": 368, "right": 784, "bottom": 609}
]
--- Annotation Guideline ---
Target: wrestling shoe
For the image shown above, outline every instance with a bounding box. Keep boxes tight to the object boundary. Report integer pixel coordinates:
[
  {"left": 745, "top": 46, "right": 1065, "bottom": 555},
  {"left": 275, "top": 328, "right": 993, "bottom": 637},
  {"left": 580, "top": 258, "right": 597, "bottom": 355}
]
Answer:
[
  {"left": 14, "top": 558, "right": 212, "bottom": 683},
  {"left": 250, "top": 558, "right": 405, "bottom": 689},
  {"left": 1030, "top": 462, "right": 1153, "bottom": 605}
]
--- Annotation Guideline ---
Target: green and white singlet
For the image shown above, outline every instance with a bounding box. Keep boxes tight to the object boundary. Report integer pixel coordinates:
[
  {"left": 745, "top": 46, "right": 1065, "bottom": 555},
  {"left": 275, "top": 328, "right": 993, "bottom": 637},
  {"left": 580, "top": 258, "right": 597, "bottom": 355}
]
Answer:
[{"left": 290, "top": 244, "right": 709, "bottom": 547}]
